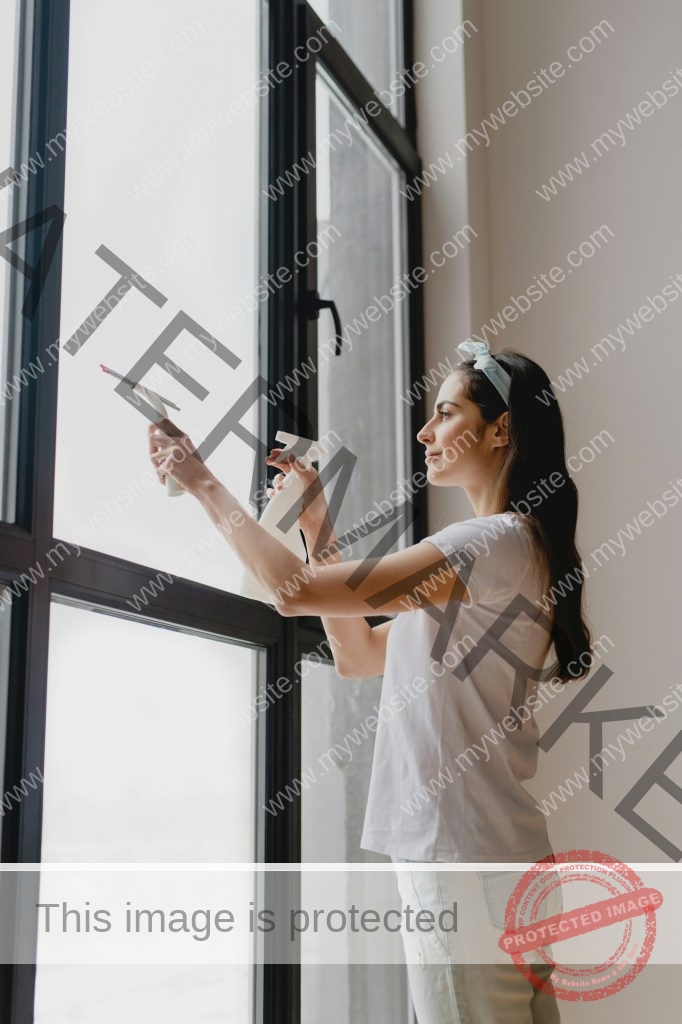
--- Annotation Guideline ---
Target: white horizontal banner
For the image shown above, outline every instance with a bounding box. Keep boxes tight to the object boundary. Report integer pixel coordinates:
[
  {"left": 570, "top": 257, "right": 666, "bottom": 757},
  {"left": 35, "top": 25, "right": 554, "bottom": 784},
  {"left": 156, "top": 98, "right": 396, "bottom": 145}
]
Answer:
[{"left": 0, "top": 864, "right": 680, "bottom": 967}]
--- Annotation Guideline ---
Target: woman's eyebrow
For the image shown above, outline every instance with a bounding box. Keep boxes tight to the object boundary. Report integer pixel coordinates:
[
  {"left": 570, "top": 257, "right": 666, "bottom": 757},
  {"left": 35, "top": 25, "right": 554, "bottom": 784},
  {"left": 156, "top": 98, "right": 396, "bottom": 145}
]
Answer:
[{"left": 435, "top": 400, "right": 457, "bottom": 412}]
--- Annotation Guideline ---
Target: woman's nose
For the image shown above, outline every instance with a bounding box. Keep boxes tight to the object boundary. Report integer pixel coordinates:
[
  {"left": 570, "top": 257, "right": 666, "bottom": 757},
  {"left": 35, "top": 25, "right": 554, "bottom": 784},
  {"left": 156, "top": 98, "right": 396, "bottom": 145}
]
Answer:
[{"left": 417, "top": 422, "right": 433, "bottom": 444}]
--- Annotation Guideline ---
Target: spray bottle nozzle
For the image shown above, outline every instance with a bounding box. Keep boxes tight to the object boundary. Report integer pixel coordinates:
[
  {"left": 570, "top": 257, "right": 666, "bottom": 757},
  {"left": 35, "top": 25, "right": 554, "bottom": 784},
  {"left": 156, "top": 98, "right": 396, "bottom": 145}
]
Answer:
[{"left": 274, "top": 431, "right": 329, "bottom": 467}]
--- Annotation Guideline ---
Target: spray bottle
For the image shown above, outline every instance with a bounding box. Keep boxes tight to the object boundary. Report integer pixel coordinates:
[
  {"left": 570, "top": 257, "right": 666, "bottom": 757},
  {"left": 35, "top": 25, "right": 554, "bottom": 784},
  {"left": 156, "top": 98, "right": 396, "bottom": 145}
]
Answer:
[{"left": 241, "top": 431, "right": 331, "bottom": 605}]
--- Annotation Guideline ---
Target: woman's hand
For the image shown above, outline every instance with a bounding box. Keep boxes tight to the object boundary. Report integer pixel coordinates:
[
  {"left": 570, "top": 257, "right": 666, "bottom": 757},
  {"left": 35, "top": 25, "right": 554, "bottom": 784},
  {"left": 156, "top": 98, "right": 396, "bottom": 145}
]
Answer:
[
  {"left": 148, "top": 418, "right": 218, "bottom": 496},
  {"left": 265, "top": 447, "right": 329, "bottom": 533}
]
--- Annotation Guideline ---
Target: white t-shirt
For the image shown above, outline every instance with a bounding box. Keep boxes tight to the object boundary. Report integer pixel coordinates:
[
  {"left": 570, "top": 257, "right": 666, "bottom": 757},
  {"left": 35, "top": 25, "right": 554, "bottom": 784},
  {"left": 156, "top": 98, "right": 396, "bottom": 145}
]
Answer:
[{"left": 360, "top": 512, "right": 556, "bottom": 863}]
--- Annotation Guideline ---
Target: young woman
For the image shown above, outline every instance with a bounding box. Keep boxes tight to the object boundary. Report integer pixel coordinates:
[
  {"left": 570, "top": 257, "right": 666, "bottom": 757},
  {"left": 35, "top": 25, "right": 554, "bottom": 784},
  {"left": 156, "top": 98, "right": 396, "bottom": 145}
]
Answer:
[{"left": 148, "top": 341, "right": 591, "bottom": 1024}]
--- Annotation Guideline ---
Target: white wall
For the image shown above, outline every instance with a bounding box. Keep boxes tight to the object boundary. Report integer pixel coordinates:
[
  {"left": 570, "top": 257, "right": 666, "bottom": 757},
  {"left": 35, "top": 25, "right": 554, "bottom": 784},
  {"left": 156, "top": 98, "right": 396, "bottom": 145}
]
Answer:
[{"left": 414, "top": 1, "right": 680, "bottom": 1014}]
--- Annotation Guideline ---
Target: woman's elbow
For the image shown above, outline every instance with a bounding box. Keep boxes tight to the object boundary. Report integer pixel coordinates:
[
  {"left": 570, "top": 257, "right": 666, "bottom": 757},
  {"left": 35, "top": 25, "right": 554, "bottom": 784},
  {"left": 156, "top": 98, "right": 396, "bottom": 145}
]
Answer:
[
  {"left": 276, "top": 582, "right": 323, "bottom": 618},
  {"left": 275, "top": 591, "right": 316, "bottom": 617},
  {"left": 334, "top": 659, "right": 356, "bottom": 679},
  {"left": 276, "top": 597, "right": 298, "bottom": 617}
]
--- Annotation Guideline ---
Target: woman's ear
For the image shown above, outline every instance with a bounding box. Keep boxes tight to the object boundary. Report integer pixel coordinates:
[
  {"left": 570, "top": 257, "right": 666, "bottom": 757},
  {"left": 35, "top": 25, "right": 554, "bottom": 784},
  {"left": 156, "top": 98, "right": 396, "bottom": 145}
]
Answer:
[{"left": 491, "top": 411, "right": 509, "bottom": 448}]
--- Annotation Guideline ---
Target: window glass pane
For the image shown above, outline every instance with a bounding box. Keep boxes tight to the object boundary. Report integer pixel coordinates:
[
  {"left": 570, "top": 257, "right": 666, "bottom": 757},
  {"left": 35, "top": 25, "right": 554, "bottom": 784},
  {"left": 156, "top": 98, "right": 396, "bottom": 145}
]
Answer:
[
  {"left": 41, "top": 601, "right": 258, "bottom": 862},
  {"left": 316, "top": 75, "right": 411, "bottom": 558},
  {"left": 302, "top": 961, "right": 409, "bottom": 1024},
  {"left": 300, "top": 656, "right": 409, "bottom": 1024},
  {"left": 35, "top": 965, "right": 253, "bottom": 1024},
  {"left": 36, "top": 601, "right": 258, "bottom": 1020},
  {"left": 0, "top": 0, "right": 21, "bottom": 521},
  {"left": 301, "top": 656, "right": 386, "bottom": 863},
  {"left": 309, "top": 0, "right": 404, "bottom": 120},
  {"left": 54, "top": 1, "right": 262, "bottom": 593}
]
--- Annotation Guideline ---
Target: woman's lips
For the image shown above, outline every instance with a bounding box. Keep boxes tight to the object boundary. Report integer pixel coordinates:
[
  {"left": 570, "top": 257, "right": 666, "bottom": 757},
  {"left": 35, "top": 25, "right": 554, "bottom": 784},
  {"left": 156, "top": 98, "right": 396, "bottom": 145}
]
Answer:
[{"left": 425, "top": 453, "right": 441, "bottom": 462}]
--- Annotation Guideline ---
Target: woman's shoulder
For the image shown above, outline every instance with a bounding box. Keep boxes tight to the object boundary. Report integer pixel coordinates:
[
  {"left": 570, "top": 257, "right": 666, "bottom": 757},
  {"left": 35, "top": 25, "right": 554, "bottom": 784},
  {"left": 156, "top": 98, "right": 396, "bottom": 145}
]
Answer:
[
  {"left": 423, "top": 511, "right": 528, "bottom": 550},
  {"left": 420, "top": 512, "right": 542, "bottom": 604}
]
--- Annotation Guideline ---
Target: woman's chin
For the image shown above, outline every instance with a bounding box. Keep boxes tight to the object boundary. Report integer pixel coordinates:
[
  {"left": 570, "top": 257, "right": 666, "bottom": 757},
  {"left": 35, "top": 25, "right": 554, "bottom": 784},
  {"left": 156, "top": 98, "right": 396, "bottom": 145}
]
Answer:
[{"left": 426, "top": 462, "right": 451, "bottom": 485}]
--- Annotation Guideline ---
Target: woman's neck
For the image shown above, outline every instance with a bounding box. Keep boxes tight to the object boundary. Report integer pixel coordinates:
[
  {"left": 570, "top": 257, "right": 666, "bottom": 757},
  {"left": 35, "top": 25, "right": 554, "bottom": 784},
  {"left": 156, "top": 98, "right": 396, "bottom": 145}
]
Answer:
[
  {"left": 464, "top": 455, "right": 507, "bottom": 517},
  {"left": 465, "top": 480, "right": 504, "bottom": 518}
]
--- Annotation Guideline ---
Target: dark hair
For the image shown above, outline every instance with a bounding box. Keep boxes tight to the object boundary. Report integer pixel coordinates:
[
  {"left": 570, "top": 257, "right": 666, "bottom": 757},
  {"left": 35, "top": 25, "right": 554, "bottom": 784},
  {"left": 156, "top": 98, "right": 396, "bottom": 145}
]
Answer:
[{"left": 456, "top": 349, "right": 592, "bottom": 682}]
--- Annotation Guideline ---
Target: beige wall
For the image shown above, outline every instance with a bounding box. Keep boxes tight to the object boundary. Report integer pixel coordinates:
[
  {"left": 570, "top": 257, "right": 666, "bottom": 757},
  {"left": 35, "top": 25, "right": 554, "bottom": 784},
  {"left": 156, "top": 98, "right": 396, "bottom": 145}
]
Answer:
[
  {"left": 413, "top": 1, "right": 680, "bottom": 1009},
  {"left": 412, "top": 0, "right": 484, "bottom": 532}
]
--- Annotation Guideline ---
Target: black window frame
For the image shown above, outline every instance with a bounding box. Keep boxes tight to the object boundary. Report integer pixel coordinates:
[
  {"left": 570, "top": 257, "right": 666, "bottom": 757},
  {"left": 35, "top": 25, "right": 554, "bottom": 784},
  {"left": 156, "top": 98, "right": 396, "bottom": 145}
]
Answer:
[{"left": 0, "top": 1, "right": 426, "bottom": 1021}]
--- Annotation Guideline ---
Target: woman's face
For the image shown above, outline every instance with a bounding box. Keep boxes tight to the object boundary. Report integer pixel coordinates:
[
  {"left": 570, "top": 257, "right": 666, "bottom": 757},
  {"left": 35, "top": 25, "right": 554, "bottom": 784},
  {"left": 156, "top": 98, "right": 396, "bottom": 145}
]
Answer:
[{"left": 416, "top": 371, "right": 506, "bottom": 486}]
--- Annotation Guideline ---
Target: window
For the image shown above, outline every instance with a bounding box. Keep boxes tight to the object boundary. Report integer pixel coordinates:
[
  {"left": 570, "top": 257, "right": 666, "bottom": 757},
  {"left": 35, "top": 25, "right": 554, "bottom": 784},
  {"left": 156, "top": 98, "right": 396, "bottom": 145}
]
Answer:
[
  {"left": 301, "top": 656, "right": 384, "bottom": 863},
  {"left": 54, "top": 0, "right": 261, "bottom": 593},
  {"left": 41, "top": 602, "right": 259, "bottom": 863},
  {"left": 300, "top": 657, "right": 410, "bottom": 1024},
  {"left": 35, "top": 601, "right": 259, "bottom": 1023},
  {"left": 315, "top": 73, "right": 412, "bottom": 556},
  {"left": 0, "top": 2, "right": 423, "bottom": 1022},
  {"left": 0, "top": 591, "right": 10, "bottom": 848},
  {"left": 308, "top": 0, "right": 404, "bottom": 119},
  {"left": 0, "top": 0, "right": 21, "bottom": 522},
  {"left": 34, "top": 965, "right": 253, "bottom": 1024}
]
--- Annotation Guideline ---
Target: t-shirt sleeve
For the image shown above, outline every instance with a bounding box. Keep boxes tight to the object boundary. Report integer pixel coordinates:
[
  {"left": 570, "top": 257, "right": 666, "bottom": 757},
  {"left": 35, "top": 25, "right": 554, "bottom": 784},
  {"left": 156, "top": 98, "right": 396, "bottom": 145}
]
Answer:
[{"left": 419, "top": 516, "right": 531, "bottom": 606}]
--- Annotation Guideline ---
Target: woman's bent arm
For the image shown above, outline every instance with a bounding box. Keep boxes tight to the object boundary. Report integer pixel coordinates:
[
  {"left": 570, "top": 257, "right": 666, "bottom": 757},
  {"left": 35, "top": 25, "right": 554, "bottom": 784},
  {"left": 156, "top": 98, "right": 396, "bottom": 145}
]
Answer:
[
  {"left": 147, "top": 423, "right": 469, "bottom": 617},
  {"left": 190, "top": 477, "right": 467, "bottom": 617},
  {"left": 302, "top": 519, "right": 394, "bottom": 679}
]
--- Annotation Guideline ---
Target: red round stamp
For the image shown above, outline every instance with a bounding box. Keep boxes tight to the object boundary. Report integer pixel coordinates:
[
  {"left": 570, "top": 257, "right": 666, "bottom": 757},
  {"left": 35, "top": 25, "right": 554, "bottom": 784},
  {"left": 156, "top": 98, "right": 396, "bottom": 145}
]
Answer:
[{"left": 498, "top": 849, "right": 662, "bottom": 1001}]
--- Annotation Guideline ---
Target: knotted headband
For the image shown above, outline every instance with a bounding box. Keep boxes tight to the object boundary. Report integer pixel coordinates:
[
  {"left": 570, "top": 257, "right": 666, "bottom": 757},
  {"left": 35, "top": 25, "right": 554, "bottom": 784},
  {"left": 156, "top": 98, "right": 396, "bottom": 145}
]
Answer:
[{"left": 456, "top": 339, "right": 512, "bottom": 406}]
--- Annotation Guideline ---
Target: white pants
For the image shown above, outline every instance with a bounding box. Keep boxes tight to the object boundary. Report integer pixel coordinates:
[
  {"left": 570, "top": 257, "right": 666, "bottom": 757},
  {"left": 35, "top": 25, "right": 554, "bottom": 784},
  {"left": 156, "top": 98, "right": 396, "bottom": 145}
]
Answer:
[{"left": 392, "top": 858, "right": 561, "bottom": 1024}]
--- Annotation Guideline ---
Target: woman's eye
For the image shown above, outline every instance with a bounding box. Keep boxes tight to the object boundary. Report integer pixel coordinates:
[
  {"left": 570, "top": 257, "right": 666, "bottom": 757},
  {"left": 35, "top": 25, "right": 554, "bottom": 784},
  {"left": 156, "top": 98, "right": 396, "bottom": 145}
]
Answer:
[{"left": 440, "top": 411, "right": 450, "bottom": 420}]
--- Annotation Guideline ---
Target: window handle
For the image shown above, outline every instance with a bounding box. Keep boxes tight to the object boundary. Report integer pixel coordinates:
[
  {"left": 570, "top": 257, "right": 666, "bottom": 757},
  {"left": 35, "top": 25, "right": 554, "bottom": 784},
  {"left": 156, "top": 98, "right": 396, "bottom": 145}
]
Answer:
[{"left": 307, "top": 290, "right": 344, "bottom": 355}]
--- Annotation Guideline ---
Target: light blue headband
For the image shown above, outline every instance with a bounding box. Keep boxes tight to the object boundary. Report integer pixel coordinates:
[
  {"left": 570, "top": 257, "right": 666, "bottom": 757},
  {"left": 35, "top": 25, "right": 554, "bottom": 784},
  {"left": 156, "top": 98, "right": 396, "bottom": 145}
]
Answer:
[{"left": 456, "top": 340, "right": 512, "bottom": 406}]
